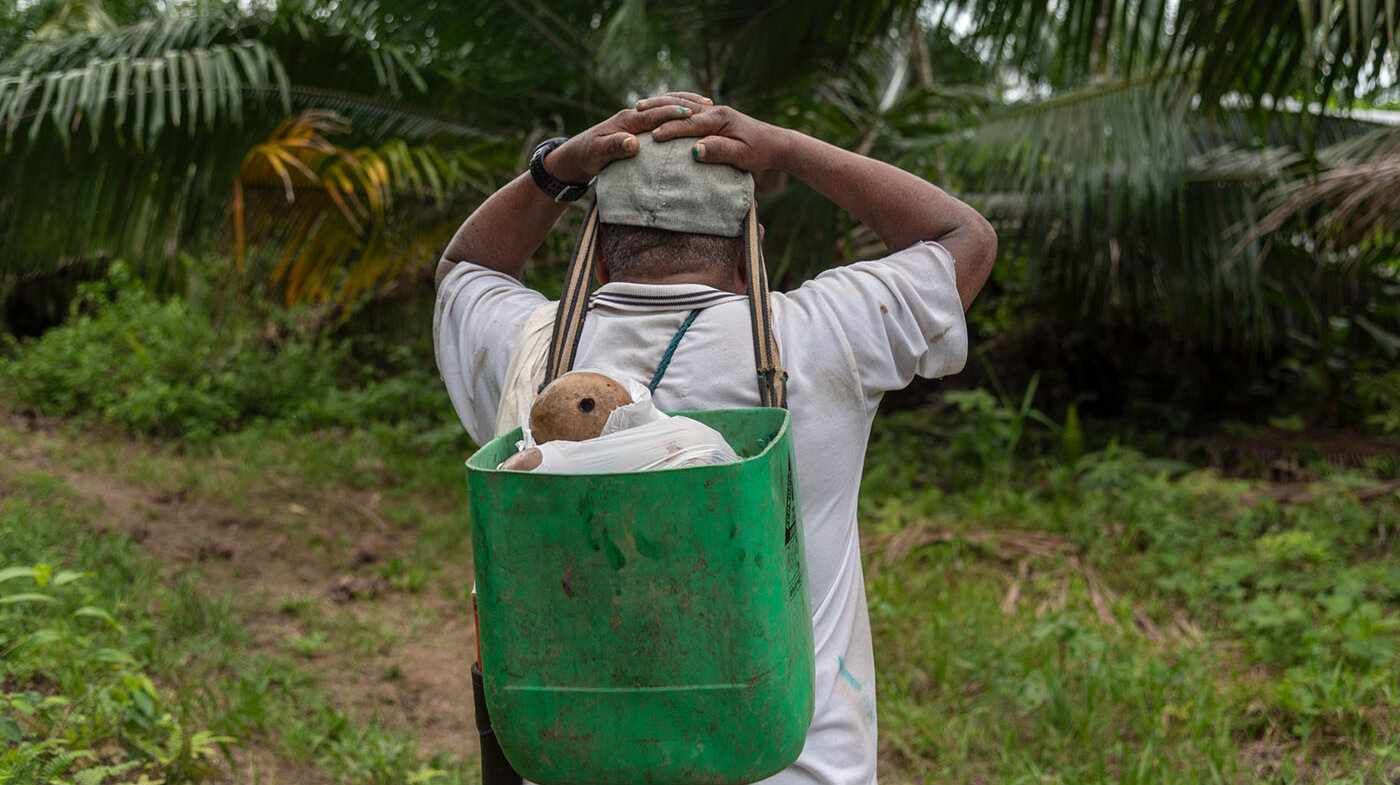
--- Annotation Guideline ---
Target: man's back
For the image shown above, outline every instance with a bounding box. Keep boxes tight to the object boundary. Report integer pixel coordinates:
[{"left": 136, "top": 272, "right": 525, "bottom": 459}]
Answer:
[
  {"left": 436, "top": 239, "right": 967, "bottom": 783},
  {"left": 433, "top": 90, "right": 993, "bottom": 785}
]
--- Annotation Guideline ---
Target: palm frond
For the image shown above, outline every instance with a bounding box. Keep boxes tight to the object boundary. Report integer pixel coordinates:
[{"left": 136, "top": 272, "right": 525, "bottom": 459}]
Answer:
[
  {"left": 0, "top": 40, "right": 289, "bottom": 151},
  {"left": 1257, "top": 126, "right": 1400, "bottom": 256},
  {"left": 911, "top": 76, "right": 1392, "bottom": 342},
  {"left": 0, "top": 114, "right": 255, "bottom": 281},
  {"left": 3, "top": 13, "right": 238, "bottom": 71},
  {"left": 937, "top": 0, "right": 1397, "bottom": 104},
  {"left": 234, "top": 110, "right": 506, "bottom": 309},
  {"left": 1182, "top": 0, "right": 1398, "bottom": 106}
]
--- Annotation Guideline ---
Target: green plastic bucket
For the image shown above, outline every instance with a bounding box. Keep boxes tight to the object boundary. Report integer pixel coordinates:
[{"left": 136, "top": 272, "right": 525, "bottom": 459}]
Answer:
[{"left": 466, "top": 407, "right": 814, "bottom": 785}]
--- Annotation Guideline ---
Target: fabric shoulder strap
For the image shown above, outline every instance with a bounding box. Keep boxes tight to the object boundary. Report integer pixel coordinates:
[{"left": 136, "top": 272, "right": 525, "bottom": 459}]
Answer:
[
  {"left": 542, "top": 200, "right": 787, "bottom": 409},
  {"left": 542, "top": 202, "right": 601, "bottom": 387}
]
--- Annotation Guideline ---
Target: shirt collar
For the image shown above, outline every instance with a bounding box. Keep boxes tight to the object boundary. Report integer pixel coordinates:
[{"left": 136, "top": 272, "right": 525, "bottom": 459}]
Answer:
[{"left": 589, "top": 281, "right": 746, "bottom": 313}]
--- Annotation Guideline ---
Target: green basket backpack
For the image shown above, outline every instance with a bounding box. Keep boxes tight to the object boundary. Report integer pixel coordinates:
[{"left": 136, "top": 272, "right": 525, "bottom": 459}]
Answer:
[{"left": 465, "top": 201, "right": 815, "bottom": 784}]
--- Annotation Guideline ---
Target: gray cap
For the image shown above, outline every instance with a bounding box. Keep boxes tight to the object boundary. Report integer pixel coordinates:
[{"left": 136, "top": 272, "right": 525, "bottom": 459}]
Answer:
[{"left": 595, "top": 133, "right": 754, "bottom": 238}]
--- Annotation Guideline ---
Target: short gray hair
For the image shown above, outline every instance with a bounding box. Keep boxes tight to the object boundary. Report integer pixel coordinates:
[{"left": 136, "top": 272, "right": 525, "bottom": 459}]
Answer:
[{"left": 599, "top": 223, "right": 741, "bottom": 282}]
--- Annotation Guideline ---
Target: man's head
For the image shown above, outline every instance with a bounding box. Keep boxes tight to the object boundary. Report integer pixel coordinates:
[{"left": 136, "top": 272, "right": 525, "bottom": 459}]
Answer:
[{"left": 594, "top": 133, "right": 754, "bottom": 288}]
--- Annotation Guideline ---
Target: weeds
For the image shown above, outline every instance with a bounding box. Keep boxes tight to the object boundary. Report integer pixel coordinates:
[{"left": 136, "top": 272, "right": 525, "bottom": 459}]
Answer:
[
  {"left": 863, "top": 398, "right": 1400, "bottom": 783},
  {"left": 0, "top": 506, "right": 230, "bottom": 784},
  {"left": 0, "top": 470, "right": 475, "bottom": 784}
]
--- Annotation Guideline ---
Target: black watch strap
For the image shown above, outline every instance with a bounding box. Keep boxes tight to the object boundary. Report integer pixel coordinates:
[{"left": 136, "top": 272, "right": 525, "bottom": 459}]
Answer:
[{"left": 529, "top": 137, "right": 594, "bottom": 202}]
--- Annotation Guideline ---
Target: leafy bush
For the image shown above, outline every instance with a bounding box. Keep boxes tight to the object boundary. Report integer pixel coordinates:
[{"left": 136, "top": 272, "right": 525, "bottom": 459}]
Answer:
[
  {"left": 864, "top": 402, "right": 1400, "bottom": 776},
  {"left": 0, "top": 263, "right": 464, "bottom": 443},
  {"left": 0, "top": 497, "right": 230, "bottom": 784},
  {"left": 1355, "top": 369, "right": 1400, "bottom": 433}
]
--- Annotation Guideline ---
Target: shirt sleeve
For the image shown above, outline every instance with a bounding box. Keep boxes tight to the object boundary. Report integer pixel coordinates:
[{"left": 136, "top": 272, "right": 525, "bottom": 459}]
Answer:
[
  {"left": 787, "top": 241, "right": 968, "bottom": 398},
  {"left": 433, "top": 261, "right": 549, "bottom": 445}
]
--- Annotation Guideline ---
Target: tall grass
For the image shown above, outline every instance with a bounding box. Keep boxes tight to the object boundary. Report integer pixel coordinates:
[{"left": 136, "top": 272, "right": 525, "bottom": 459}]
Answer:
[{"left": 864, "top": 407, "right": 1400, "bottom": 783}]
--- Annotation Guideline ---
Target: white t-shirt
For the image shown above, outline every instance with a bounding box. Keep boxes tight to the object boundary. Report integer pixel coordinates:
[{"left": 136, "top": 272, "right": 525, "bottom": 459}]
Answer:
[{"left": 435, "top": 241, "right": 968, "bottom": 785}]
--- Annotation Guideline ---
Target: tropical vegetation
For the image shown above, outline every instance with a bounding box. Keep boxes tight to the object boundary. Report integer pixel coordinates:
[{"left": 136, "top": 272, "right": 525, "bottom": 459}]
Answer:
[
  {"left": 2, "top": 0, "right": 1398, "bottom": 783},
  {"left": 2, "top": 0, "right": 1396, "bottom": 419}
]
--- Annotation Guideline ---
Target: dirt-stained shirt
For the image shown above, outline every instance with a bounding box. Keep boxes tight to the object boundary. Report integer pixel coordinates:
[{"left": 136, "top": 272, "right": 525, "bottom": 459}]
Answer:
[{"left": 434, "top": 240, "right": 968, "bottom": 785}]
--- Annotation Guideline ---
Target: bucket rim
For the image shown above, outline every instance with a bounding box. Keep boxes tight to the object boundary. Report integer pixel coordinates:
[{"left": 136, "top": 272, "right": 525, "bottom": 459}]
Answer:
[{"left": 464, "top": 406, "right": 792, "bottom": 476}]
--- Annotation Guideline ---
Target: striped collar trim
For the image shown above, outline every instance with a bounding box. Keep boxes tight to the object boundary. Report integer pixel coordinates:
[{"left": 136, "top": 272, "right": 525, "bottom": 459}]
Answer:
[{"left": 589, "top": 282, "right": 746, "bottom": 312}]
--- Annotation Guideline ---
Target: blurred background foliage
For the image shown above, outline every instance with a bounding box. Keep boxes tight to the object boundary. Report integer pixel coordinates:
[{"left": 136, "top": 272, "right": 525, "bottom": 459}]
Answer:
[
  {"left": 0, "top": 0, "right": 1397, "bottom": 436},
  {"left": 2, "top": 4, "right": 1398, "bottom": 783}
]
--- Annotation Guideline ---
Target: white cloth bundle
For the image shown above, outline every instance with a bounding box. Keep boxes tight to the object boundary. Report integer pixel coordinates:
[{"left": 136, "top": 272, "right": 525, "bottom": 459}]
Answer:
[{"left": 508, "top": 378, "right": 739, "bottom": 473}]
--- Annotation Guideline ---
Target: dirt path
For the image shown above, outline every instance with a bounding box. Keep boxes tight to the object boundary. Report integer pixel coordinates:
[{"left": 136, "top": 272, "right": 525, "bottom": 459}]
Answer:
[{"left": 0, "top": 414, "right": 480, "bottom": 778}]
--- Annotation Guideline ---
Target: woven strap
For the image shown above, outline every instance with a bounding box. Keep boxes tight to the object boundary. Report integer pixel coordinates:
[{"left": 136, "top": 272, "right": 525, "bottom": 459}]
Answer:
[
  {"left": 542, "top": 202, "right": 601, "bottom": 387},
  {"left": 542, "top": 200, "right": 787, "bottom": 409},
  {"left": 743, "top": 202, "right": 787, "bottom": 409}
]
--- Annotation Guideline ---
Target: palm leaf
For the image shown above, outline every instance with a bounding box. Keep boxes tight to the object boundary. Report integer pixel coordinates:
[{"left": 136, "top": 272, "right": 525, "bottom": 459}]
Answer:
[
  {"left": 1257, "top": 124, "right": 1400, "bottom": 257},
  {"left": 911, "top": 74, "right": 1393, "bottom": 343},
  {"left": 0, "top": 41, "right": 287, "bottom": 151},
  {"left": 233, "top": 110, "right": 506, "bottom": 309},
  {"left": 3, "top": 13, "right": 236, "bottom": 71},
  {"left": 0, "top": 1, "right": 504, "bottom": 288},
  {"left": 938, "top": 0, "right": 1397, "bottom": 104}
]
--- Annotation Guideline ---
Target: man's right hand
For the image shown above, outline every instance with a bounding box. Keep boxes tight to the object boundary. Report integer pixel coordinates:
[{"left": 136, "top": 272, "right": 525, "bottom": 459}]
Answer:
[{"left": 544, "top": 93, "right": 716, "bottom": 184}]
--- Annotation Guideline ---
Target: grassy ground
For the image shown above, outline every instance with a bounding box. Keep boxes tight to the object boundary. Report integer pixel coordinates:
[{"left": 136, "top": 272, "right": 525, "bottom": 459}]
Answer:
[
  {"left": 2, "top": 404, "right": 1398, "bottom": 784},
  {"left": 0, "top": 416, "right": 481, "bottom": 785},
  {"left": 862, "top": 410, "right": 1400, "bottom": 784}
]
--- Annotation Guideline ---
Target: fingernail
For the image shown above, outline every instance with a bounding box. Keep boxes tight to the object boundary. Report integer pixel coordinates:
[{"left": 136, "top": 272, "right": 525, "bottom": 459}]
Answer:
[
  {"left": 699, "top": 96, "right": 714, "bottom": 104},
  {"left": 635, "top": 100, "right": 645, "bottom": 110},
  {"left": 693, "top": 143, "right": 704, "bottom": 160},
  {"left": 678, "top": 107, "right": 690, "bottom": 116}
]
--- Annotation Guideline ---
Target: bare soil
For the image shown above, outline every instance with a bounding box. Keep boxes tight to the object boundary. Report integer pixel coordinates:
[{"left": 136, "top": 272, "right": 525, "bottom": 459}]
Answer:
[{"left": 0, "top": 414, "right": 480, "bottom": 781}]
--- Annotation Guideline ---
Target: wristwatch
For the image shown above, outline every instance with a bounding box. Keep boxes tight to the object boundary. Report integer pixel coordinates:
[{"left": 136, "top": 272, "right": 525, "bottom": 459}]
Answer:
[{"left": 529, "top": 137, "right": 594, "bottom": 202}]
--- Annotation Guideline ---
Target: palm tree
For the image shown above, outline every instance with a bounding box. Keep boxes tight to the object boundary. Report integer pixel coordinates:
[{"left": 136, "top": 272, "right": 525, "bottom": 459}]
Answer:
[
  {"left": 920, "top": 0, "right": 1400, "bottom": 349},
  {"left": 3, "top": 0, "right": 1396, "bottom": 355},
  {"left": 469, "top": 0, "right": 1399, "bottom": 352},
  {"left": 0, "top": 0, "right": 511, "bottom": 310},
  {"left": 0, "top": 0, "right": 934, "bottom": 311}
]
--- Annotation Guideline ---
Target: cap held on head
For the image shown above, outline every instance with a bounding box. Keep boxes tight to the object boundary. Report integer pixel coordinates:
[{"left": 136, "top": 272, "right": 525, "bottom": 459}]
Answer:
[{"left": 596, "top": 133, "right": 754, "bottom": 238}]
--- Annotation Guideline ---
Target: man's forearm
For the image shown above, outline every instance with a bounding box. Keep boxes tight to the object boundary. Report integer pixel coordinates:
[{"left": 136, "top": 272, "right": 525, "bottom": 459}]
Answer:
[
  {"left": 439, "top": 172, "right": 569, "bottom": 283},
  {"left": 774, "top": 130, "right": 997, "bottom": 310}
]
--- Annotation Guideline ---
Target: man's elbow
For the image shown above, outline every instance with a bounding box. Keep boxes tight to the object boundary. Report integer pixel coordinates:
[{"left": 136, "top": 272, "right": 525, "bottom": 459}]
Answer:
[
  {"left": 950, "top": 212, "right": 997, "bottom": 311},
  {"left": 969, "top": 212, "right": 998, "bottom": 276}
]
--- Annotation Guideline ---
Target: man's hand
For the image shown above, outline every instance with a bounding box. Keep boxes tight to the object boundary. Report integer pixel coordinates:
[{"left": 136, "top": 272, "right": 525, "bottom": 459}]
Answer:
[
  {"left": 439, "top": 92, "right": 994, "bottom": 310},
  {"left": 438, "top": 92, "right": 712, "bottom": 283},
  {"left": 644, "top": 101, "right": 792, "bottom": 173},
  {"left": 545, "top": 94, "right": 710, "bottom": 183},
  {"left": 645, "top": 99, "right": 997, "bottom": 310}
]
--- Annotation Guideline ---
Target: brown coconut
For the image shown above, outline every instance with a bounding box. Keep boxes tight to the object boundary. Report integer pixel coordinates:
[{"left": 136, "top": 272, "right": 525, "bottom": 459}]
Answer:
[
  {"left": 529, "top": 371, "right": 632, "bottom": 444},
  {"left": 499, "top": 447, "right": 543, "bottom": 471}
]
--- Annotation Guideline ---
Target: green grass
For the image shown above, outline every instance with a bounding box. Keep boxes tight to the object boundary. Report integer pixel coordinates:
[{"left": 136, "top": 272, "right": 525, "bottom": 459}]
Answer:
[
  {"left": 863, "top": 412, "right": 1400, "bottom": 784},
  {"left": 0, "top": 465, "right": 476, "bottom": 785},
  {"left": 3, "top": 301, "right": 1398, "bottom": 784}
]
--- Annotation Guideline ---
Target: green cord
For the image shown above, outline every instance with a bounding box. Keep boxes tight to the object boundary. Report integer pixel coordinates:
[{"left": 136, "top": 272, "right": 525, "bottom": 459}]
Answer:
[{"left": 648, "top": 309, "right": 702, "bottom": 394}]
